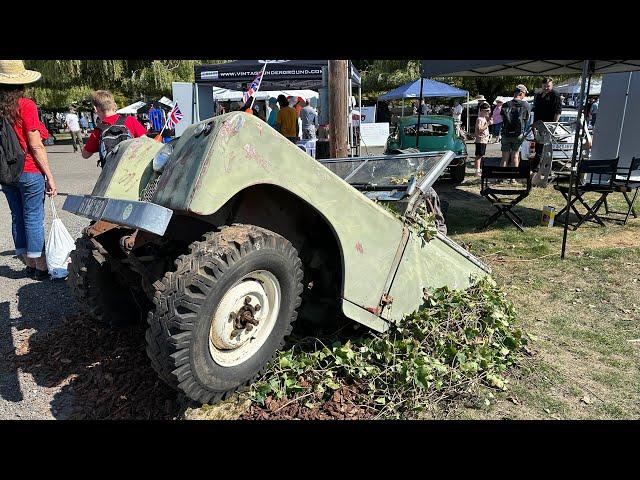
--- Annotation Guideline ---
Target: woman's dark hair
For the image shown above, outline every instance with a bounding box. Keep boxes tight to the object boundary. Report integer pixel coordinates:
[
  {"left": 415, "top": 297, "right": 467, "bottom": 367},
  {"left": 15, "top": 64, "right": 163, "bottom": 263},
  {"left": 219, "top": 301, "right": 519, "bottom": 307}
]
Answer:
[
  {"left": 277, "top": 94, "right": 288, "bottom": 108},
  {"left": 0, "top": 84, "right": 25, "bottom": 122}
]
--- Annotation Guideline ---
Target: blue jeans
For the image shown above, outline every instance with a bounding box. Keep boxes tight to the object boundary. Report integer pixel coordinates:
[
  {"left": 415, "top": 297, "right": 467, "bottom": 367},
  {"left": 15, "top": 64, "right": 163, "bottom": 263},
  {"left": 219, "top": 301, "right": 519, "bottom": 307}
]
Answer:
[{"left": 1, "top": 172, "right": 46, "bottom": 258}]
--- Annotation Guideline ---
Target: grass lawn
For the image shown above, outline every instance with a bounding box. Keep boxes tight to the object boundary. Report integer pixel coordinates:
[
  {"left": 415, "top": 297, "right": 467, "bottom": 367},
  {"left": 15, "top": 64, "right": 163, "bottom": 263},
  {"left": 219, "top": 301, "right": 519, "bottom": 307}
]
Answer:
[
  {"left": 185, "top": 164, "right": 640, "bottom": 420},
  {"left": 441, "top": 174, "right": 640, "bottom": 419}
]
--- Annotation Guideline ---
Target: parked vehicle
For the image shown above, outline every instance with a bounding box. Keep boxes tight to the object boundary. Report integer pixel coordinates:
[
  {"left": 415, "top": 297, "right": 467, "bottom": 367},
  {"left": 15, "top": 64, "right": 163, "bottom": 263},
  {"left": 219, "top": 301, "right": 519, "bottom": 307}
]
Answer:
[
  {"left": 62, "top": 112, "right": 488, "bottom": 404},
  {"left": 385, "top": 115, "right": 468, "bottom": 183},
  {"left": 520, "top": 108, "right": 592, "bottom": 162}
]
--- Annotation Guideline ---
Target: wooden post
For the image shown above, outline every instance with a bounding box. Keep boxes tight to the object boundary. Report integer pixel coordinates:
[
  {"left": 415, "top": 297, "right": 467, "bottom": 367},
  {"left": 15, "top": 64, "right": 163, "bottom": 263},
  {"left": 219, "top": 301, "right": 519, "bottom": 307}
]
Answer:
[{"left": 328, "top": 60, "right": 349, "bottom": 158}]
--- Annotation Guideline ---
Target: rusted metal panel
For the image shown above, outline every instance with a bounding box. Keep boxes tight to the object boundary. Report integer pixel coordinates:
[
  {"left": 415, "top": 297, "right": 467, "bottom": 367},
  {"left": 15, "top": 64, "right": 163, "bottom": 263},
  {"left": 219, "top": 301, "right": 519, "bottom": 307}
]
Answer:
[
  {"left": 184, "top": 112, "right": 405, "bottom": 311},
  {"left": 383, "top": 232, "right": 489, "bottom": 322},
  {"left": 92, "top": 137, "right": 162, "bottom": 200}
]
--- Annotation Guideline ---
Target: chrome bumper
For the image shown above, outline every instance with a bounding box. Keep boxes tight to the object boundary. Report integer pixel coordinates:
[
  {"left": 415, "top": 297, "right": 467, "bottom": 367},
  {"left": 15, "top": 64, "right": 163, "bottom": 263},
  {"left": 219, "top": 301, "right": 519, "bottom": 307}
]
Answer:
[{"left": 62, "top": 195, "right": 173, "bottom": 236}]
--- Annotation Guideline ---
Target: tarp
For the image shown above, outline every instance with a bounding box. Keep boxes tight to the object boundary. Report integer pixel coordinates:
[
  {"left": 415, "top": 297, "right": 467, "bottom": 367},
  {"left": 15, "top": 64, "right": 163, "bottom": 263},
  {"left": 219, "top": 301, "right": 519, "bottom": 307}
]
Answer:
[
  {"left": 194, "top": 60, "right": 361, "bottom": 89},
  {"left": 555, "top": 80, "right": 602, "bottom": 95},
  {"left": 378, "top": 78, "right": 468, "bottom": 101},
  {"left": 421, "top": 60, "right": 640, "bottom": 77},
  {"left": 116, "top": 101, "right": 145, "bottom": 114}
]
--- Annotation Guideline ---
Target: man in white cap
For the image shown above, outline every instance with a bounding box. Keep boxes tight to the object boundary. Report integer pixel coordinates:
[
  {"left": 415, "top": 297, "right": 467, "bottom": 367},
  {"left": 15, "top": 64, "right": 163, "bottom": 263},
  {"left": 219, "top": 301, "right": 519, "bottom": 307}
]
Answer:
[
  {"left": 65, "top": 106, "right": 83, "bottom": 153},
  {"left": 499, "top": 84, "right": 530, "bottom": 167}
]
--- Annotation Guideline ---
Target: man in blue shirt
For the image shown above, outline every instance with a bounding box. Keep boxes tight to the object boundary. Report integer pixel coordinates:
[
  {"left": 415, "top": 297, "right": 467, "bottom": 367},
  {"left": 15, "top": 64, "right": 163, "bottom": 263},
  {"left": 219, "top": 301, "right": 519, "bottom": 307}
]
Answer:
[{"left": 267, "top": 97, "right": 279, "bottom": 129}]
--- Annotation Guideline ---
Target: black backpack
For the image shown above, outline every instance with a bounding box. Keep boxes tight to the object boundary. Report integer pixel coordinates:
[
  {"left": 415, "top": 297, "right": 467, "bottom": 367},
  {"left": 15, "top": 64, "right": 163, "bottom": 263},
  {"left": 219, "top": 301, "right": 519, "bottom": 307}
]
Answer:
[
  {"left": 501, "top": 100, "right": 528, "bottom": 137},
  {"left": 96, "top": 115, "right": 132, "bottom": 168},
  {"left": 0, "top": 116, "right": 25, "bottom": 185}
]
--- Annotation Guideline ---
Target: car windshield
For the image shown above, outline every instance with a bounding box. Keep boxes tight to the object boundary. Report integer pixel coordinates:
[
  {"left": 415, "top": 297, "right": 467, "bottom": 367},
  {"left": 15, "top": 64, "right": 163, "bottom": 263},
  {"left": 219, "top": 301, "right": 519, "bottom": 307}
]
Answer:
[{"left": 404, "top": 122, "right": 449, "bottom": 137}]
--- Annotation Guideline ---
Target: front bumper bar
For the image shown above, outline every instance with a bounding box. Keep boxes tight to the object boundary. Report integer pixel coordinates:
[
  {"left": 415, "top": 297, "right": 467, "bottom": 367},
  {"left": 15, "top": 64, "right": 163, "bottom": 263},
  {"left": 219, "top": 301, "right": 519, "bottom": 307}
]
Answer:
[{"left": 62, "top": 195, "right": 173, "bottom": 236}]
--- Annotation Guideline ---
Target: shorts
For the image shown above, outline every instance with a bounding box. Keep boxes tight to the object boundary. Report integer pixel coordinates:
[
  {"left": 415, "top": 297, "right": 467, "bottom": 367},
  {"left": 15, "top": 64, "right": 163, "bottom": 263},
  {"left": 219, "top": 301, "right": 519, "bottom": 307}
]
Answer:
[
  {"left": 501, "top": 135, "right": 524, "bottom": 152},
  {"left": 474, "top": 142, "right": 487, "bottom": 156}
]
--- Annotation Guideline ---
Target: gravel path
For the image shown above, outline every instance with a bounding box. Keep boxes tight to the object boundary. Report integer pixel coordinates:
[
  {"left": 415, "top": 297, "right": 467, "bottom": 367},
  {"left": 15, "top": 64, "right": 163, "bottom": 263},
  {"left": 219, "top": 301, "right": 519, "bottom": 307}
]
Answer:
[{"left": 0, "top": 143, "right": 98, "bottom": 419}]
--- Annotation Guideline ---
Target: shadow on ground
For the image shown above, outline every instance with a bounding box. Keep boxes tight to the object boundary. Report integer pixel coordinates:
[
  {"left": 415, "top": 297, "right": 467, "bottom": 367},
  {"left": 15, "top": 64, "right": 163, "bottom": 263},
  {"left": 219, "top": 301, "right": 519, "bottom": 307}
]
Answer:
[
  {"left": 0, "top": 268, "right": 188, "bottom": 419},
  {"left": 435, "top": 179, "right": 544, "bottom": 235}
]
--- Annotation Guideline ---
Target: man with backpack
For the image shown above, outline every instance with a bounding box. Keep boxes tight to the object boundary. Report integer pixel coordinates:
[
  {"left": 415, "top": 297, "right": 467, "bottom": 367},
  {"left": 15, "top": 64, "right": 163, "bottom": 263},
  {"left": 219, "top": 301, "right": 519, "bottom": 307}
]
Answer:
[
  {"left": 81, "top": 90, "right": 147, "bottom": 167},
  {"left": 500, "top": 84, "right": 530, "bottom": 168}
]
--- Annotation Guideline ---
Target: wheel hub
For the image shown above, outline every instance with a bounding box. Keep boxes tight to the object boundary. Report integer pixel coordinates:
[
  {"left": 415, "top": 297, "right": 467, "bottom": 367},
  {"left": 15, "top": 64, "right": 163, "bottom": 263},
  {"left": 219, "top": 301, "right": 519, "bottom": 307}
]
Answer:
[
  {"left": 233, "top": 296, "right": 261, "bottom": 331},
  {"left": 208, "top": 271, "right": 281, "bottom": 367}
]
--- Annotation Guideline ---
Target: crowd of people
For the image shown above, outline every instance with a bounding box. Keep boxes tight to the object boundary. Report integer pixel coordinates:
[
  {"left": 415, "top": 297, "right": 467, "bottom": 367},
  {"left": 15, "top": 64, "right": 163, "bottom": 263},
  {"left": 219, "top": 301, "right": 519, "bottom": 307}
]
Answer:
[
  {"left": 470, "top": 77, "right": 597, "bottom": 177},
  {"left": 243, "top": 94, "right": 318, "bottom": 143}
]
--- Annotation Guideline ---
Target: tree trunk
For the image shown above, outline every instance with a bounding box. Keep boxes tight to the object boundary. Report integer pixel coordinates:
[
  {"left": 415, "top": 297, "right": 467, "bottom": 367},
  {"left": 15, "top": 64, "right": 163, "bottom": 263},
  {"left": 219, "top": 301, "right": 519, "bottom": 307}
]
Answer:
[{"left": 328, "top": 60, "right": 349, "bottom": 158}]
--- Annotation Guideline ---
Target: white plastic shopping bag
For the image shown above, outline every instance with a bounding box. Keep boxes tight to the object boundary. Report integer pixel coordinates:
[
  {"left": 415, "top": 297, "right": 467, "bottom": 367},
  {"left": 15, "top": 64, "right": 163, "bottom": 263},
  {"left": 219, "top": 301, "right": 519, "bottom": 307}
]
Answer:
[{"left": 46, "top": 198, "right": 76, "bottom": 279}]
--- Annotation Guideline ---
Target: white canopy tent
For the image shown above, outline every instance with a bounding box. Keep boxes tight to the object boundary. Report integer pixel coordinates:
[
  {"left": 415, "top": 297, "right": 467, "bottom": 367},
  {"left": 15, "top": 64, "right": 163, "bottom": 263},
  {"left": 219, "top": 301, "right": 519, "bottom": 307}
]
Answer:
[
  {"left": 421, "top": 60, "right": 640, "bottom": 258},
  {"left": 116, "top": 100, "right": 146, "bottom": 115},
  {"left": 555, "top": 79, "right": 602, "bottom": 96},
  {"left": 211, "top": 88, "right": 319, "bottom": 103},
  {"left": 158, "top": 96, "right": 175, "bottom": 108},
  {"left": 463, "top": 96, "right": 533, "bottom": 107}
]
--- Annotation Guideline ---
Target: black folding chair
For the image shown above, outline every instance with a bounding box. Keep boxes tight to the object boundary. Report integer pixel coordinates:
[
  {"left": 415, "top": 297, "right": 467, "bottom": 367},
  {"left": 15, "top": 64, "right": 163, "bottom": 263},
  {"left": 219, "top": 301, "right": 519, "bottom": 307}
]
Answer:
[
  {"left": 554, "top": 158, "right": 619, "bottom": 230},
  {"left": 480, "top": 159, "right": 532, "bottom": 232},
  {"left": 602, "top": 156, "right": 640, "bottom": 225}
]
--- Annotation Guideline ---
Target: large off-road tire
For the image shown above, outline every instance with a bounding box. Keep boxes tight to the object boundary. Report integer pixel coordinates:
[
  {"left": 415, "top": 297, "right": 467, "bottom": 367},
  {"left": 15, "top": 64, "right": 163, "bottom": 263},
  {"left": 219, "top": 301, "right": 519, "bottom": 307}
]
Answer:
[
  {"left": 145, "top": 224, "right": 304, "bottom": 404},
  {"left": 449, "top": 161, "right": 467, "bottom": 184},
  {"left": 68, "top": 233, "right": 143, "bottom": 326}
]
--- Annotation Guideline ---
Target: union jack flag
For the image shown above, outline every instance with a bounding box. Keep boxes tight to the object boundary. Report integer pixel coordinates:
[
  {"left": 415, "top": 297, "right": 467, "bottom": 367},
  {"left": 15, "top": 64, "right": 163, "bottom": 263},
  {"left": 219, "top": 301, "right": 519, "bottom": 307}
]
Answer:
[
  {"left": 166, "top": 103, "right": 183, "bottom": 129},
  {"left": 242, "top": 67, "right": 266, "bottom": 104}
]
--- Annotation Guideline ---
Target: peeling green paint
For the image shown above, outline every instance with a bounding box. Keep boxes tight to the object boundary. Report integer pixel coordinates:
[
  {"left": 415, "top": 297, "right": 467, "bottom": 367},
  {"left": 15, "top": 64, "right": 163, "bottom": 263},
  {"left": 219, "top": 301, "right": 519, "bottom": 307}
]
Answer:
[{"left": 88, "top": 112, "right": 489, "bottom": 332}]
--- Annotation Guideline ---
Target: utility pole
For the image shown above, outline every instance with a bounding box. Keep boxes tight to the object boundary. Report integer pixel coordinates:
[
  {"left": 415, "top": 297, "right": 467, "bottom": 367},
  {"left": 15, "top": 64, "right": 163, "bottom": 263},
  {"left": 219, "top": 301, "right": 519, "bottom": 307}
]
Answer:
[{"left": 328, "top": 60, "right": 349, "bottom": 158}]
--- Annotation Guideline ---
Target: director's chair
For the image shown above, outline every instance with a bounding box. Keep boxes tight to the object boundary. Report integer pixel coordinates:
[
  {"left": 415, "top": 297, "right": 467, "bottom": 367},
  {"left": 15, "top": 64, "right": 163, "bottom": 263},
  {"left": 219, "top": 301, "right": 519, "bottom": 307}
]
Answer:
[
  {"left": 554, "top": 158, "right": 619, "bottom": 230},
  {"left": 480, "top": 159, "right": 532, "bottom": 232},
  {"left": 602, "top": 156, "right": 640, "bottom": 225}
]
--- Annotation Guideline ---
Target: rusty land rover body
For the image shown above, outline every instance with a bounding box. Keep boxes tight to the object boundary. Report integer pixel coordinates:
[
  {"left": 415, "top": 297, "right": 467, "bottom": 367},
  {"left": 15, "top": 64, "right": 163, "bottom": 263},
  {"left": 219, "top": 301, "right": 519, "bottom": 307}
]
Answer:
[{"left": 62, "top": 112, "right": 489, "bottom": 404}]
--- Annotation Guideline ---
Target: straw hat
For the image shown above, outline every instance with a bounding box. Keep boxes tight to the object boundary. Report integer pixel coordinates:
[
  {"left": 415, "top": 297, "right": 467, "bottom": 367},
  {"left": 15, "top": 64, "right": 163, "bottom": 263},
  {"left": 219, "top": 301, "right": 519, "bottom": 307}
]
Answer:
[{"left": 0, "top": 60, "right": 42, "bottom": 85}]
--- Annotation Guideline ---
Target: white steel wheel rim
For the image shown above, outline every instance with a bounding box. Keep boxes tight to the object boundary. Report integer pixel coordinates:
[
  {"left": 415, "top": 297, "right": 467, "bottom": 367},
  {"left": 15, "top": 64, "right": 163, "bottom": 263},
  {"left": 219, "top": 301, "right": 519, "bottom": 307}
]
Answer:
[{"left": 209, "top": 270, "right": 281, "bottom": 367}]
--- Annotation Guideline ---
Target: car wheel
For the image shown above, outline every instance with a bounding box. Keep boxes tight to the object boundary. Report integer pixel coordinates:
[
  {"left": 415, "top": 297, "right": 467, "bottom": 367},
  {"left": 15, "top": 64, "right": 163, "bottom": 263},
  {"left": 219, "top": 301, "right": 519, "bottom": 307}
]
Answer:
[
  {"left": 68, "top": 233, "right": 146, "bottom": 326},
  {"left": 145, "top": 224, "right": 304, "bottom": 404}
]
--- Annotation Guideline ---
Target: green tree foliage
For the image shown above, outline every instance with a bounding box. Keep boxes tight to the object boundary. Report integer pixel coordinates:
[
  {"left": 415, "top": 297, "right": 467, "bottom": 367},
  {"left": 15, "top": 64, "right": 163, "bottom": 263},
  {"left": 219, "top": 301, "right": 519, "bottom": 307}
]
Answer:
[
  {"left": 355, "top": 60, "right": 421, "bottom": 98},
  {"left": 23, "top": 60, "right": 228, "bottom": 110}
]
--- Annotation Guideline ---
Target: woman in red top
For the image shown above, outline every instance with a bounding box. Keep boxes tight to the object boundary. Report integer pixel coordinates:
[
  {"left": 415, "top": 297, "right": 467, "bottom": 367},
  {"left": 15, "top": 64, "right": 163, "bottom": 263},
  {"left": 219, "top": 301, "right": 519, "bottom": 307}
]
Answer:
[{"left": 0, "top": 61, "right": 58, "bottom": 280}]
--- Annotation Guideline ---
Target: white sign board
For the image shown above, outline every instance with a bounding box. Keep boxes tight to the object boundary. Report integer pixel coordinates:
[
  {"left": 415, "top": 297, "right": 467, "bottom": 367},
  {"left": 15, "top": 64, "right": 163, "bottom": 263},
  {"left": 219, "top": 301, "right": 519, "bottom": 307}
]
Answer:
[
  {"left": 360, "top": 122, "right": 390, "bottom": 147},
  {"left": 360, "top": 106, "right": 376, "bottom": 124},
  {"left": 171, "top": 82, "right": 194, "bottom": 137}
]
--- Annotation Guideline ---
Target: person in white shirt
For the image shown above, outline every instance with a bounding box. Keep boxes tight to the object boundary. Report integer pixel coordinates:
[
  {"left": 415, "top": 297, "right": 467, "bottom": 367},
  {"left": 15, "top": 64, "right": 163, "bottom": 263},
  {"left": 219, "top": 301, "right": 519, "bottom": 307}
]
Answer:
[
  {"left": 452, "top": 101, "right": 463, "bottom": 135},
  {"left": 65, "top": 107, "right": 83, "bottom": 153}
]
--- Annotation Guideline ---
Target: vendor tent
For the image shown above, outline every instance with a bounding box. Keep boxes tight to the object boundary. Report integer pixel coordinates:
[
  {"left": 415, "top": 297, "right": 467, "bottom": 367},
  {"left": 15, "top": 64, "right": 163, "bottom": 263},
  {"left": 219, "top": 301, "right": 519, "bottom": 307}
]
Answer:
[
  {"left": 193, "top": 60, "right": 362, "bottom": 156},
  {"left": 194, "top": 60, "right": 361, "bottom": 90},
  {"left": 378, "top": 78, "right": 467, "bottom": 101},
  {"left": 420, "top": 59, "right": 640, "bottom": 258},
  {"left": 421, "top": 60, "right": 640, "bottom": 77},
  {"left": 116, "top": 100, "right": 145, "bottom": 115}
]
